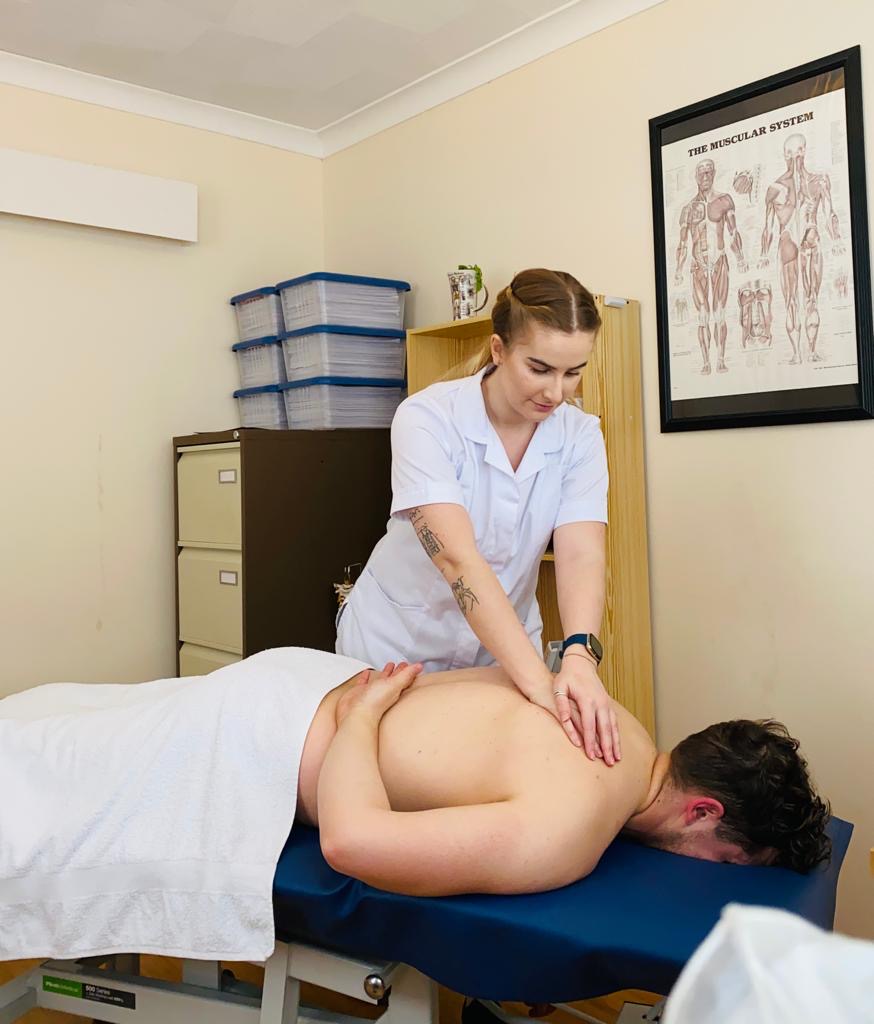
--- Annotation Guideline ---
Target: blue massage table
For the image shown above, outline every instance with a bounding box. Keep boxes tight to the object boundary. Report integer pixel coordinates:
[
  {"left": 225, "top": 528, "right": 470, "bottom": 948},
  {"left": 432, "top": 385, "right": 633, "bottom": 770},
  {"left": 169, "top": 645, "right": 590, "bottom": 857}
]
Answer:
[{"left": 0, "top": 817, "right": 852, "bottom": 1024}]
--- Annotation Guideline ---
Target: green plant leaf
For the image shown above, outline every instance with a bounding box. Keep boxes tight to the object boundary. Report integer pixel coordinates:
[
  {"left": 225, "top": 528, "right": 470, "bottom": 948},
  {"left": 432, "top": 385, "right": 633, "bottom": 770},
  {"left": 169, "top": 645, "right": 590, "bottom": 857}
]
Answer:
[{"left": 457, "top": 264, "right": 483, "bottom": 292}]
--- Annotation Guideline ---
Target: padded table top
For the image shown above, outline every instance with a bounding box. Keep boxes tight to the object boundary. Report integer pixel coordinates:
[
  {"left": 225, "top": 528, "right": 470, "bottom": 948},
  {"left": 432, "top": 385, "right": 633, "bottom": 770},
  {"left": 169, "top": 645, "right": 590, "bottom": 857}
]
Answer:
[{"left": 272, "top": 817, "right": 852, "bottom": 1002}]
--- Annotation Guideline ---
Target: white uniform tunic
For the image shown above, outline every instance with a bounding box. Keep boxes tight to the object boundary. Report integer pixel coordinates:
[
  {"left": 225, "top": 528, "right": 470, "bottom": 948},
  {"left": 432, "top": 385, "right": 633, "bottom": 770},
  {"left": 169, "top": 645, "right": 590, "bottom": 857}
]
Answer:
[{"left": 336, "top": 368, "right": 608, "bottom": 672}]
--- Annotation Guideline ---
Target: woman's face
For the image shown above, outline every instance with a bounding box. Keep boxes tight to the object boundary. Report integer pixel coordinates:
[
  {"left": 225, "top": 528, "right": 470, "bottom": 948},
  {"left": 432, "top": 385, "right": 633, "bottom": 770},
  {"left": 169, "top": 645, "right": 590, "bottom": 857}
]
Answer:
[{"left": 491, "top": 324, "right": 596, "bottom": 423}]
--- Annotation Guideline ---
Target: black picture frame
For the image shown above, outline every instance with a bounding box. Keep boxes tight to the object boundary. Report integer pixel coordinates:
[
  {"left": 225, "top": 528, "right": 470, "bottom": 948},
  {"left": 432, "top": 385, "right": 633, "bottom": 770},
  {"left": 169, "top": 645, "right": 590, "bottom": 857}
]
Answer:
[{"left": 650, "top": 47, "right": 873, "bottom": 431}]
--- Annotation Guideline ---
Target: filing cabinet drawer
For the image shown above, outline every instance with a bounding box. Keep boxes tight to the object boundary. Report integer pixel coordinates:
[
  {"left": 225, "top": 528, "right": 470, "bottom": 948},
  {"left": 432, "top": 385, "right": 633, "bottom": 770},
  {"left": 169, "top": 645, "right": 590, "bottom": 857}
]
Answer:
[
  {"left": 178, "top": 643, "right": 242, "bottom": 677},
  {"left": 177, "top": 445, "right": 242, "bottom": 548},
  {"left": 178, "top": 548, "right": 243, "bottom": 653}
]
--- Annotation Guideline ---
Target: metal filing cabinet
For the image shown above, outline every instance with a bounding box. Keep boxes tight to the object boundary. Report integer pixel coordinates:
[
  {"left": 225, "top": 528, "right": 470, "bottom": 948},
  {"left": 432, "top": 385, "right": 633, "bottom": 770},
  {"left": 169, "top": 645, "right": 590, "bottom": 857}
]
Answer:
[{"left": 173, "top": 428, "right": 391, "bottom": 676}]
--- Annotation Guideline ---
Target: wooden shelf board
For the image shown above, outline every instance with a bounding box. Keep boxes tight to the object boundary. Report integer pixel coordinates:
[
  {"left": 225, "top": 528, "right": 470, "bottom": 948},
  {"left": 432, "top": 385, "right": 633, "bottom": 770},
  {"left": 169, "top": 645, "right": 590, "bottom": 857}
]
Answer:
[{"left": 407, "top": 315, "right": 492, "bottom": 340}]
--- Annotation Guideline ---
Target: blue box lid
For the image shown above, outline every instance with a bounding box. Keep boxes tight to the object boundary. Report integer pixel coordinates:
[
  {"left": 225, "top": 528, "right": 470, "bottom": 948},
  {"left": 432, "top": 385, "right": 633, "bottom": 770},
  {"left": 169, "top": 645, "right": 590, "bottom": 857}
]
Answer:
[
  {"left": 232, "top": 334, "right": 283, "bottom": 351},
  {"left": 280, "top": 376, "right": 405, "bottom": 391},
  {"left": 275, "top": 272, "right": 411, "bottom": 292},
  {"left": 233, "top": 383, "right": 284, "bottom": 398},
  {"left": 281, "top": 324, "right": 406, "bottom": 341},
  {"left": 229, "top": 285, "right": 280, "bottom": 305}
]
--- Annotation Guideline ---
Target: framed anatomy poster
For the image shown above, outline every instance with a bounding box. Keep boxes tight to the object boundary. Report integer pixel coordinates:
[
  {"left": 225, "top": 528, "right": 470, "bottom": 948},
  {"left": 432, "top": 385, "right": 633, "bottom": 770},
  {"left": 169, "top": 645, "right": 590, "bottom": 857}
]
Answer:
[{"left": 650, "top": 47, "right": 873, "bottom": 431}]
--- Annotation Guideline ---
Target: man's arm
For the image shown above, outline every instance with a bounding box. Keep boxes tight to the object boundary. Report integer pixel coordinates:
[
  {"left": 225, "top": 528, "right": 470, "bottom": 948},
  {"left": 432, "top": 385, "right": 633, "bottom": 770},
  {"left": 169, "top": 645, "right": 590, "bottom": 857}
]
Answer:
[{"left": 318, "top": 675, "right": 593, "bottom": 896}]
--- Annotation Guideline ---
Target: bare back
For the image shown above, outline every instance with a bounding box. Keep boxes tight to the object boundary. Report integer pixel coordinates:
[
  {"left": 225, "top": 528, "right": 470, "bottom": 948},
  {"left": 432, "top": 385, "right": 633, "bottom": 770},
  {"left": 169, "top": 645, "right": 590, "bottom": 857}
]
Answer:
[{"left": 299, "top": 666, "right": 657, "bottom": 884}]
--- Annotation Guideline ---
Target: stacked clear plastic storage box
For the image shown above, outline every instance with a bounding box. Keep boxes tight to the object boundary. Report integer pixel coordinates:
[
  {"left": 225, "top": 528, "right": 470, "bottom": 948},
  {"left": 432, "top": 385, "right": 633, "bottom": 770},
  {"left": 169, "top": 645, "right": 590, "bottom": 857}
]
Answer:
[
  {"left": 230, "top": 286, "right": 284, "bottom": 340},
  {"left": 281, "top": 325, "right": 406, "bottom": 382},
  {"left": 229, "top": 285, "right": 288, "bottom": 428},
  {"left": 276, "top": 272, "right": 409, "bottom": 331},
  {"left": 275, "top": 273, "right": 411, "bottom": 429}
]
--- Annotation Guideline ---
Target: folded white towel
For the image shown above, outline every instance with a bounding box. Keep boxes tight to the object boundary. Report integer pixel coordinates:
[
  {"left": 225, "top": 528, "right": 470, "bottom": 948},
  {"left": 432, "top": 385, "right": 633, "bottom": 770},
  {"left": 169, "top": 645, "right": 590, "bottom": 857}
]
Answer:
[{"left": 0, "top": 646, "right": 367, "bottom": 961}]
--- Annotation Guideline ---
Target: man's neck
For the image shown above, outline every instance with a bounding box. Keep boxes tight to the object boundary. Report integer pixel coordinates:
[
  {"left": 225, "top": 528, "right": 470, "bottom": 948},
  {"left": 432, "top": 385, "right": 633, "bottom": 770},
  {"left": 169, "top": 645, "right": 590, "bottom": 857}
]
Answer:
[{"left": 625, "top": 751, "right": 672, "bottom": 832}]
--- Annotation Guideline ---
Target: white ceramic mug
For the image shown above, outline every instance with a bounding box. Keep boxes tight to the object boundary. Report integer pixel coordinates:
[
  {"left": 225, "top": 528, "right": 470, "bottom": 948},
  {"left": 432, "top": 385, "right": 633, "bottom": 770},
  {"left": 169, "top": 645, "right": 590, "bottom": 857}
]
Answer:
[{"left": 448, "top": 270, "right": 489, "bottom": 320}]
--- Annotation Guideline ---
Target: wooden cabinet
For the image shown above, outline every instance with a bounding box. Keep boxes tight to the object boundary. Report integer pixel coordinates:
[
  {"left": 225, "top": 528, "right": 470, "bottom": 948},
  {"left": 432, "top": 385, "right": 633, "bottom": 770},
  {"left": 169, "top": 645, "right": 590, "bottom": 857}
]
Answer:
[
  {"left": 173, "top": 428, "right": 391, "bottom": 675},
  {"left": 406, "top": 303, "right": 654, "bottom": 734}
]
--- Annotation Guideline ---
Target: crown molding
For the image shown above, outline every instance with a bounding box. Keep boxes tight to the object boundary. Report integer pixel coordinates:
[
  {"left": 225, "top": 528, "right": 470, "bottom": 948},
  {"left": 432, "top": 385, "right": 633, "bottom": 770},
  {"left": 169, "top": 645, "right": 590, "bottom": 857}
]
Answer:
[
  {"left": 319, "top": 0, "right": 666, "bottom": 155},
  {"left": 0, "top": 0, "right": 664, "bottom": 159},
  {"left": 0, "top": 50, "right": 323, "bottom": 157}
]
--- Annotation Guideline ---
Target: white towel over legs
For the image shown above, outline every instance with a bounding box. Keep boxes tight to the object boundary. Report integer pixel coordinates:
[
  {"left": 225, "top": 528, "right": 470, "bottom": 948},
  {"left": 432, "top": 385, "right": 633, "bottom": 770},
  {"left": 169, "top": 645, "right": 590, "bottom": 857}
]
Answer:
[{"left": 0, "top": 646, "right": 367, "bottom": 961}]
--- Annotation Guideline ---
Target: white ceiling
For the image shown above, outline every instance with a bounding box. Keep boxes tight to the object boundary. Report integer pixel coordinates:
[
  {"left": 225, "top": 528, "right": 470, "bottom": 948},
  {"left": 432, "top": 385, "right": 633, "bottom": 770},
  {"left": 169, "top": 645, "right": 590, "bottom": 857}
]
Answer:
[{"left": 0, "top": 0, "right": 663, "bottom": 153}]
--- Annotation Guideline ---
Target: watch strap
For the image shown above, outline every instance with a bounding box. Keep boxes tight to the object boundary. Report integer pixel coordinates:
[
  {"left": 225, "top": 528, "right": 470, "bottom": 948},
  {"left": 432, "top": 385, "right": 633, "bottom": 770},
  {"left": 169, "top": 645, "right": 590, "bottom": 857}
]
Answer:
[{"left": 560, "top": 633, "right": 601, "bottom": 664}]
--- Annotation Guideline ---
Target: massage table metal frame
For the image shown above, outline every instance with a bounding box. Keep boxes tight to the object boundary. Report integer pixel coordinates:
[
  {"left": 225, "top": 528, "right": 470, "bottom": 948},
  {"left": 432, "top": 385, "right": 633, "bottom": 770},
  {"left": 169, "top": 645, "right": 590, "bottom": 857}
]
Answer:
[
  {"left": 0, "top": 817, "right": 851, "bottom": 1024},
  {"left": 0, "top": 943, "right": 438, "bottom": 1024},
  {"left": 0, "top": 945, "right": 662, "bottom": 1024}
]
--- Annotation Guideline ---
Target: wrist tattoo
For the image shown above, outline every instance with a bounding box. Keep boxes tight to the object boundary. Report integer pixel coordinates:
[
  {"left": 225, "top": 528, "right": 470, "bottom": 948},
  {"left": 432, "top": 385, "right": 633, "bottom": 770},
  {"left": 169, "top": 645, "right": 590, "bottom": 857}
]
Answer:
[
  {"left": 408, "top": 507, "right": 444, "bottom": 559},
  {"left": 451, "top": 576, "right": 479, "bottom": 615}
]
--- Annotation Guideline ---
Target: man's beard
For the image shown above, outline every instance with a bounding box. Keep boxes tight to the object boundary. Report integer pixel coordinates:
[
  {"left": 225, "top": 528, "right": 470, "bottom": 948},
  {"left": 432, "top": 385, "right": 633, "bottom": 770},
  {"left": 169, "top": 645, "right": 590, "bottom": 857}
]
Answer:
[{"left": 621, "top": 826, "right": 692, "bottom": 856}]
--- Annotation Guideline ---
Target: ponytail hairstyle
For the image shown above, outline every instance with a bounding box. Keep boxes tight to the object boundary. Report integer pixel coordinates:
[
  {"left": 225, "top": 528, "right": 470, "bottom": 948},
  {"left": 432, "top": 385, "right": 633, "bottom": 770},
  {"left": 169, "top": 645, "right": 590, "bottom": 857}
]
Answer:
[{"left": 441, "top": 268, "right": 601, "bottom": 382}]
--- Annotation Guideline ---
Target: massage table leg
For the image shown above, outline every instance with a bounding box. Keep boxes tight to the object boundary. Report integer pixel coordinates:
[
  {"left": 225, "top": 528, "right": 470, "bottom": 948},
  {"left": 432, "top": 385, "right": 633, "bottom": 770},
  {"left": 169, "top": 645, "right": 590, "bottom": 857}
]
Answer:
[
  {"left": 261, "top": 944, "right": 300, "bottom": 1024},
  {"left": 261, "top": 941, "right": 437, "bottom": 1024},
  {"left": 0, "top": 972, "right": 36, "bottom": 1023},
  {"left": 379, "top": 964, "right": 438, "bottom": 1024},
  {"left": 183, "top": 959, "right": 222, "bottom": 988}
]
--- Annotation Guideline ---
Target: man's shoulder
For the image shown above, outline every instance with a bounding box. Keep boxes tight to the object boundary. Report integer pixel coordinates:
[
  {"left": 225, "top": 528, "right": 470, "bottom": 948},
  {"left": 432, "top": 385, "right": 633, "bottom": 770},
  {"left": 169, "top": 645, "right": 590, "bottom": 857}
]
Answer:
[
  {"left": 510, "top": 705, "right": 655, "bottom": 824},
  {"left": 505, "top": 744, "right": 630, "bottom": 886}
]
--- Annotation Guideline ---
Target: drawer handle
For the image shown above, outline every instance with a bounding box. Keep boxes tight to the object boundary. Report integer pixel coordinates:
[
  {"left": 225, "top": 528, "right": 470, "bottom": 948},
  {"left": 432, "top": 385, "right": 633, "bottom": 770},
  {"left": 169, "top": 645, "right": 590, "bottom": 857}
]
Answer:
[
  {"left": 218, "top": 469, "right": 238, "bottom": 484},
  {"left": 219, "top": 570, "right": 239, "bottom": 586}
]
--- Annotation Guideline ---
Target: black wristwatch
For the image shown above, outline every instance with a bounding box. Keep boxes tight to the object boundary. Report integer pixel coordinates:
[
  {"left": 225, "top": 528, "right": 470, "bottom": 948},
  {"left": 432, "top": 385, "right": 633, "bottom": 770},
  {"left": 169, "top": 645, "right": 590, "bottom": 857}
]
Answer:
[{"left": 561, "top": 633, "right": 603, "bottom": 665}]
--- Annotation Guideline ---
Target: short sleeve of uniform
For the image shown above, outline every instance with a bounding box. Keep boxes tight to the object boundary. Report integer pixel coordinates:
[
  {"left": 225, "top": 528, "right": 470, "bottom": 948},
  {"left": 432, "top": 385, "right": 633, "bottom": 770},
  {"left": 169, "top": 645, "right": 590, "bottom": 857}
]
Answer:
[
  {"left": 389, "top": 396, "right": 465, "bottom": 515},
  {"left": 554, "top": 413, "right": 609, "bottom": 528}
]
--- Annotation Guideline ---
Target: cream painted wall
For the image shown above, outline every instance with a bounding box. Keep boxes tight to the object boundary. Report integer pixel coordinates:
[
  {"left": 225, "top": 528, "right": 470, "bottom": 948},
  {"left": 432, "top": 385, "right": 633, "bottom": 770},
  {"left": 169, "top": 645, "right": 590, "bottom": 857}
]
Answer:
[
  {"left": 323, "top": 0, "right": 874, "bottom": 937},
  {"left": 0, "top": 84, "right": 323, "bottom": 693}
]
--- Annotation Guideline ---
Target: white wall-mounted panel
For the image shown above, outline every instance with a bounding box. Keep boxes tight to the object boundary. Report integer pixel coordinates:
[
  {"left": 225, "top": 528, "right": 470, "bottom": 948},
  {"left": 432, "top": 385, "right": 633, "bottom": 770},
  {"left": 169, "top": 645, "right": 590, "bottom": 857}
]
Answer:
[{"left": 0, "top": 146, "right": 198, "bottom": 241}]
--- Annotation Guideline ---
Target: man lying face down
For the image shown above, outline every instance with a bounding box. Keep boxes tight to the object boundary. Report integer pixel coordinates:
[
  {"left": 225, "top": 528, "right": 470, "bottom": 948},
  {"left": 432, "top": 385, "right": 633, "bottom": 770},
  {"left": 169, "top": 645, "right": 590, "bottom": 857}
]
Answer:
[{"left": 301, "top": 661, "right": 831, "bottom": 897}]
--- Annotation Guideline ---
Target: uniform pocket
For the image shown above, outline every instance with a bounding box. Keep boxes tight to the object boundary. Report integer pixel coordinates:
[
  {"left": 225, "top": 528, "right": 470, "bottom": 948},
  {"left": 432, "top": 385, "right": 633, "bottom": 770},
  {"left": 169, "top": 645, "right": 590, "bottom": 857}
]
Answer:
[{"left": 364, "top": 567, "right": 429, "bottom": 612}]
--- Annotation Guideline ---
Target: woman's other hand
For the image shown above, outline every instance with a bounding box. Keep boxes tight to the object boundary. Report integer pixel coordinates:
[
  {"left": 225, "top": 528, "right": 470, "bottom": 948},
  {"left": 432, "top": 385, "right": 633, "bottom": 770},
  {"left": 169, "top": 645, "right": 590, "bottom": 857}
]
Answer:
[{"left": 335, "top": 661, "right": 423, "bottom": 726}]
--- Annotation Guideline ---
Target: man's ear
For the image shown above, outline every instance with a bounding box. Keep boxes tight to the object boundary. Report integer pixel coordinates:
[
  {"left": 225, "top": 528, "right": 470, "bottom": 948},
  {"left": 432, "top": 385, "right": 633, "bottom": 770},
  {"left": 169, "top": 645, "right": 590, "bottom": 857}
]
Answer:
[{"left": 683, "top": 797, "right": 724, "bottom": 827}]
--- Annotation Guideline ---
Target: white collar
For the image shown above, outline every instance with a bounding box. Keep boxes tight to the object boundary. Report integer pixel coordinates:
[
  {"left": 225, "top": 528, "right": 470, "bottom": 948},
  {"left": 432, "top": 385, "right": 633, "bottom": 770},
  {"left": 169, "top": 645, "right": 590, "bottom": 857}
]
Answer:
[{"left": 454, "top": 367, "right": 565, "bottom": 481}]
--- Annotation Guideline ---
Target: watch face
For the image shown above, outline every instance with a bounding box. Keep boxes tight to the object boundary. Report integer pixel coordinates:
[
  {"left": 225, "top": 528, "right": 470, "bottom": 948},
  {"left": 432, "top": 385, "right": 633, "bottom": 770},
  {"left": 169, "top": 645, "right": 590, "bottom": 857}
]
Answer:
[{"left": 588, "top": 634, "right": 603, "bottom": 662}]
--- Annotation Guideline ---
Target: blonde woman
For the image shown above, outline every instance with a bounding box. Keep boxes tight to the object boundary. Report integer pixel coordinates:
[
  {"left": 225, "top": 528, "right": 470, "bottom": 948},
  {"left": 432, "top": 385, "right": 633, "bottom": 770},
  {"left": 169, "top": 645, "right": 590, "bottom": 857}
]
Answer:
[{"left": 337, "top": 268, "right": 619, "bottom": 764}]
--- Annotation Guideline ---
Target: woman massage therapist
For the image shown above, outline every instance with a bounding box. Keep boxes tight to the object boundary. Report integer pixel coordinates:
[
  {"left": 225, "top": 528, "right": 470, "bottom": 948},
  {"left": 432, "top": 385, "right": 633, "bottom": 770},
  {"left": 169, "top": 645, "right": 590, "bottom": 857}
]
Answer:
[{"left": 336, "top": 268, "right": 620, "bottom": 764}]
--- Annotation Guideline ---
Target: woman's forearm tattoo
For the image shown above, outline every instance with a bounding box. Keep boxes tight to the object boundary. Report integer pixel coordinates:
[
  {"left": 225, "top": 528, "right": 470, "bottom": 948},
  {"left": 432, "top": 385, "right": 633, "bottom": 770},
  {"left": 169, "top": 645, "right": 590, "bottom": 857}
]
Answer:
[
  {"left": 408, "top": 507, "right": 444, "bottom": 559},
  {"left": 451, "top": 576, "right": 479, "bottom": 616}
]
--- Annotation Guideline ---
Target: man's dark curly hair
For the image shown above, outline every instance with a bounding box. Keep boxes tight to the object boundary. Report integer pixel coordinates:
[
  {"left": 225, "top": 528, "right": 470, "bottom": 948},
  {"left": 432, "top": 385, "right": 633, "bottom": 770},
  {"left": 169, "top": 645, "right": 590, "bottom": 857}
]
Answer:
[{"left": 670, "top": 720, "right": 831, "bottom": 872}]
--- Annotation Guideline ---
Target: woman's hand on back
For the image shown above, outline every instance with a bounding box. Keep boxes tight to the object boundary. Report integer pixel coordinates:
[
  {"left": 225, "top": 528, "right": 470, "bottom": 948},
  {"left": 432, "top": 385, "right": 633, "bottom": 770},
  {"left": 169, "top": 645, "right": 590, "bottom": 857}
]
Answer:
[
  {"left": 525, "top": 656, "right": 620, "bottom": 763},
  {"left": 335, "top": 662, "right": 423, "bottom": 727},
  {"left": 554, "top": 656, "right": 620, "bottom": 764}
]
